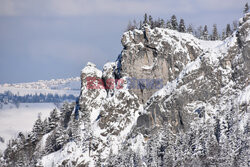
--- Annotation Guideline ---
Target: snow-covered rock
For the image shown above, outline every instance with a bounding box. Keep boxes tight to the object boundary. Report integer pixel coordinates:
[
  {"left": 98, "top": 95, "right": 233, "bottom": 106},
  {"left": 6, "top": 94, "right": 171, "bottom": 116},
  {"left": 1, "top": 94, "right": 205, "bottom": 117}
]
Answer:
[{"left": 1, "top": 14, "right": 249, "bottom": 167}]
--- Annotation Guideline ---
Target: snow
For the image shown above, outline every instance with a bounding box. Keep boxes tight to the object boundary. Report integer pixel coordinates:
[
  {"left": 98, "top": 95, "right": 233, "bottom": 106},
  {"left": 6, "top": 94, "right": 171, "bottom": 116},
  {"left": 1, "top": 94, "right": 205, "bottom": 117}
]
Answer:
[
  {"left": 0, "top": 103, "right": 58, "bottom": 153},
  {"left": 238, "top": 85, "right": 250, "bottom": 105},
  {"left": 42, "top": 23, "right": 249, "bottom": 166},
  {"left": 81, "top": 62, "right": 102, "bottom": 78},
  {"left": 0, "top": 87, "right": 79, "bottom": 96},
  {"left": 152, "top": 56, "right": 201, "bottom": 100},
  {"left": 41, "top": 142, "right": 87, "bottom": 167},
  {"left": 0, "top": 77, "right": 80, "bottom": 96},
  {"left": 142, "top": 65, "right": 154, "bottom": 70},
  {"left": 39, "top": 132, "right": 52, "bottom": 151},
  {"left": 3, "top": 17, "right": 250, "bottom": 166}
]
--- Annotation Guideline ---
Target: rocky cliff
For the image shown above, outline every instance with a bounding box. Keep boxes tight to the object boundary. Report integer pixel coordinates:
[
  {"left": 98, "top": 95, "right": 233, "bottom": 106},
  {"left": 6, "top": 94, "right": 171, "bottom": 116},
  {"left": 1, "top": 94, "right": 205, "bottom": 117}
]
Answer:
[{"left": 0, "top": 14, "right": 249, "bottom": 167}]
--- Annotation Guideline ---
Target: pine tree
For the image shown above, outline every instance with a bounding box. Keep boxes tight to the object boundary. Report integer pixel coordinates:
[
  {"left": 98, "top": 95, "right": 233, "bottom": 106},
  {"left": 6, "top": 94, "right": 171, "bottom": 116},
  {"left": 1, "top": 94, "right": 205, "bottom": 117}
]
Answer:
[
  {"left": 232, "top": 20, "right": 238, "bottom": 31},
  {"left": 133, "top": 20, "right": 137, "bottom": 29},
  {"left": 31, "top": 114, "right": 44, "bottom": 142},
  {"left": 139, "top": 21, "right": 142, "bottom": 29},
  {"left": 221, "top": 30, "right": 226, "bottom": 40},
  {"left": 45, "top": 131, "right": 57, "bottom": 153},
  {"left": 226, "top": 24, "right": 232, "bottom": 37},
  {"left": 178, "top": 19, "right": 186, "bottom": 32},
  {"left": 60, "top": 102, "right": 74, "bottom": 128},
  {"left": 212, "top": 24, "right": 218, "bottom": 40},
  {"left": 55, "top": 127, "right": 67, "bottom": 150},
  {"left": 148, "top": 15, "right": 153, "bottom": 28},
  {"left": 48, "top": 109, "right": 59, "bottom": 131},
  {"left": 202, "top": 25, "right": 209, "bottom": 40},
  {"left": 244, "top": 3, "right": 249, "bottom": 14},
  {"left": 195, "top": 26, "right": 203, "bottom": 39},
  {"left": 160, "top": 19, "right": 165, "bottom": 28},
  {"left": 187, "top": 24, "right": 194, "bottom": 34},
  {"left": 126, "top": 20, "right": 137, "bottom": 31},
  {"left": 153, "top": 18, "right": 162, "bottom": 28},
  {"left": 43, "top": 118, "right": 49, "bottom": 134},
  {"left": 171, "top": 15, "right": 178, "bottom": 30},
  {"left": 166, "top": 20, "right": 173, "bottom": 29},
  {"left": 143, "top": 13, "right": 148, "bottom": 25},
  {"left": 146, "top": 132, "right": 159, "bottom": 167},
  {"left": 16, "top": 132, "right": 25, "bottom": 149},
  {"left": 126, "top": 20, "right": 134, "bottom": 31},
  {"left": 214, "top": 118, "right": 221, "bottom": 143}
]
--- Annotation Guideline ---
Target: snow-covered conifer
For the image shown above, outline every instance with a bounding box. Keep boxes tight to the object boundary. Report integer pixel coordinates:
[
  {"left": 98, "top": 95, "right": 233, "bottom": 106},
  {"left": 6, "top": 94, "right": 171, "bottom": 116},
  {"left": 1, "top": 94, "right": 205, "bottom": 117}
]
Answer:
[
  {"left": 178, "top": 19, "right": 186, "bottom": 32},
  {"left": 171, "top": 15, "right": 178, "bottom": 30}
]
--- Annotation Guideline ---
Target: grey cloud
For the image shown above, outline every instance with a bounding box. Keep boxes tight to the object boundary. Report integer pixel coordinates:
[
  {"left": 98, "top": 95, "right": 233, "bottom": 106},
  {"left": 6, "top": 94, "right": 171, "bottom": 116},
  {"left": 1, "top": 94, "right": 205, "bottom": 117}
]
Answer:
[{"left": 2, "top": 0, "right": 237, "bottom": 17}]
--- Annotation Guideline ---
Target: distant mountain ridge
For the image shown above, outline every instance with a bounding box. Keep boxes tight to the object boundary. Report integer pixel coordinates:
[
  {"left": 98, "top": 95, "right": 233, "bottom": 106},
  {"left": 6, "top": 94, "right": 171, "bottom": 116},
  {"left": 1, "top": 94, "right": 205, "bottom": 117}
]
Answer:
[
  {"left": 0, "top": 77, "right": 80, "bottom": 106},
  {"left": 0, "top": 77, "right": 80, "bottom": 93}
]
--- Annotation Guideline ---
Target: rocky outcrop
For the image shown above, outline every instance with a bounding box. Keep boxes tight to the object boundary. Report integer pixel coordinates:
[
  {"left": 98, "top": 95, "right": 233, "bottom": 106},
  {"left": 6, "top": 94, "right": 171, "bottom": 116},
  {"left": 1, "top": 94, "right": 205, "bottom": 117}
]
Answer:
[
  {"left": 120, "top": 26, "right": 202, "bottom": 103},
  {"left": 136, "top": 13, "right": 250, "bottom": 134},
  {"left": 1, "top": 14, "right": 249, "bottom": 167}
]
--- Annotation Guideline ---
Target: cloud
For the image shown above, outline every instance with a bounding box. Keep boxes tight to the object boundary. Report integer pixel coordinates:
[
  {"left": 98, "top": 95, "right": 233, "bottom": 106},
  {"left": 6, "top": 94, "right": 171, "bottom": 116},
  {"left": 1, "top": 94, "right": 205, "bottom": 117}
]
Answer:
[
  {"left": 193, "top": 0, "right": 245, "bottom": 11},
  {"left": 0, "top": 0, "right": 246, "bottom": 17},
  {"left": 0, "top": 0, "right": 214, "bottom": 17}
]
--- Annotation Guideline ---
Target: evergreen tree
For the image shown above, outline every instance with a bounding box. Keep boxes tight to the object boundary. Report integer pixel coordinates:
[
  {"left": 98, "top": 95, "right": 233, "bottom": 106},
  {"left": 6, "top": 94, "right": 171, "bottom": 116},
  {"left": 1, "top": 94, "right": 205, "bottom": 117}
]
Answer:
[
  {"left": 171, "top": 15, "right": 178, "bottom": 30},
  {"left": 166, "top": 20, "right": 173, "bottom": 29},
  {"left": 178, "top": 18, "right": 186, "bottom": 32},
  {"left": 160, "top": 19, "right": 165, "bottom": 28},
  {"left": 43, "top": 118, "right": 49, "bottom": 134},
  {"left": 212, "top": 24, "right": 219, "bottom": 40},
  {"left": 187, "top": 24, "right": 194, "bottom": 34},
  {"left": 244, "top": 3, "right": 249, "bottom": 14},
  {"left": 139, "top": 21, "right": 142, "bottom": 29},
  {"left": 126, "top": 20, "right": 137, "bottom": 31},
  {"left": 55, "top": 127, "right": 67, "bottom": 150},
  {"left": 143, "top": 13, "right": 148, "bottom": 25},
  {"left": 48, "top": 109, "right": 59, "bottom": 131},
  {"left": 153, "top": 18, "right": 162, "bottom": 28},
  {"left": 148, "top": 15, "right": 153, "bottom": 28},
  {"left": 45, "top": 131, "right": 57, "bottom": 153},
  {"left": 214, "top": 118, "right": 221, "bottom": 143},
  {"left": 31, "top": 114, "right": 44, "bottom": 142},
  {"left": 232, "top": 20, "right": 238, "bottom": 31},
  {"left": 202, "top": 25, "right": 209, "bottom": 40},
  {"left": 146, "top": 132, "right": 159, "bottom": 167},
  {"left": 226, "top": 24, "right": 232, "bottom": 37},
  {"left": 126, "top": 20, "right": 134, "bottom": 31},
  {"left": 60, "top": 102, "right": 74, "bottom": 128},
  {"left": 133, "top": 19, "right": 137, "bottom": 29},
  {"left": 195, "top": 26, "right": 203, "bottom": 39},
  {"left": 221, "top": 30, "right": 226, "bottom": 40}
]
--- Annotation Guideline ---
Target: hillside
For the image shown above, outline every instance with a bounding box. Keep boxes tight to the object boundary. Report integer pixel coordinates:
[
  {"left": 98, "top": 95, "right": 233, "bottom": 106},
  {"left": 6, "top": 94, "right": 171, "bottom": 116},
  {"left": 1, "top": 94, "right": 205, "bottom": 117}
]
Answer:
[{"left": 0, "top": 13, "right": 249, "bottom": 167}]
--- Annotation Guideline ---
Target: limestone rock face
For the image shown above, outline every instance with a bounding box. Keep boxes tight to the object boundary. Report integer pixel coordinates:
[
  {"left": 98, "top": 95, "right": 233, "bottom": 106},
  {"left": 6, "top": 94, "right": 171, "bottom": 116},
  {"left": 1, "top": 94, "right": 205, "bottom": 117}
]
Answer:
[
  {"left": 235, "top": 13, "right": 250, "bottom": 87},
  {"left": 135, "top": 14, "right": 250, "bottom": 133},
  {"left": 120, "top": 26, "right": 202, "bottom": 103}
]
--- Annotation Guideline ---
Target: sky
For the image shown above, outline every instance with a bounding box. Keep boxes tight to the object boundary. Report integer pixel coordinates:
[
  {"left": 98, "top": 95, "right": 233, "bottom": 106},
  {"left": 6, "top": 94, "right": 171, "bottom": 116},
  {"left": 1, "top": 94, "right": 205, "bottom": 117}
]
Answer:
[{"left": 0, "top": 0, "right": 248, "bottom": 84}]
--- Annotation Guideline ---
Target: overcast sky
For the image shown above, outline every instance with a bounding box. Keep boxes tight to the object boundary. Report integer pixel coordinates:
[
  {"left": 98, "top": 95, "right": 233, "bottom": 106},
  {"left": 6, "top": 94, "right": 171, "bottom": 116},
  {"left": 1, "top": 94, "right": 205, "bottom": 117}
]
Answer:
[{"left": 0, "top": 0, "right": 248, "bottom": 84}]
